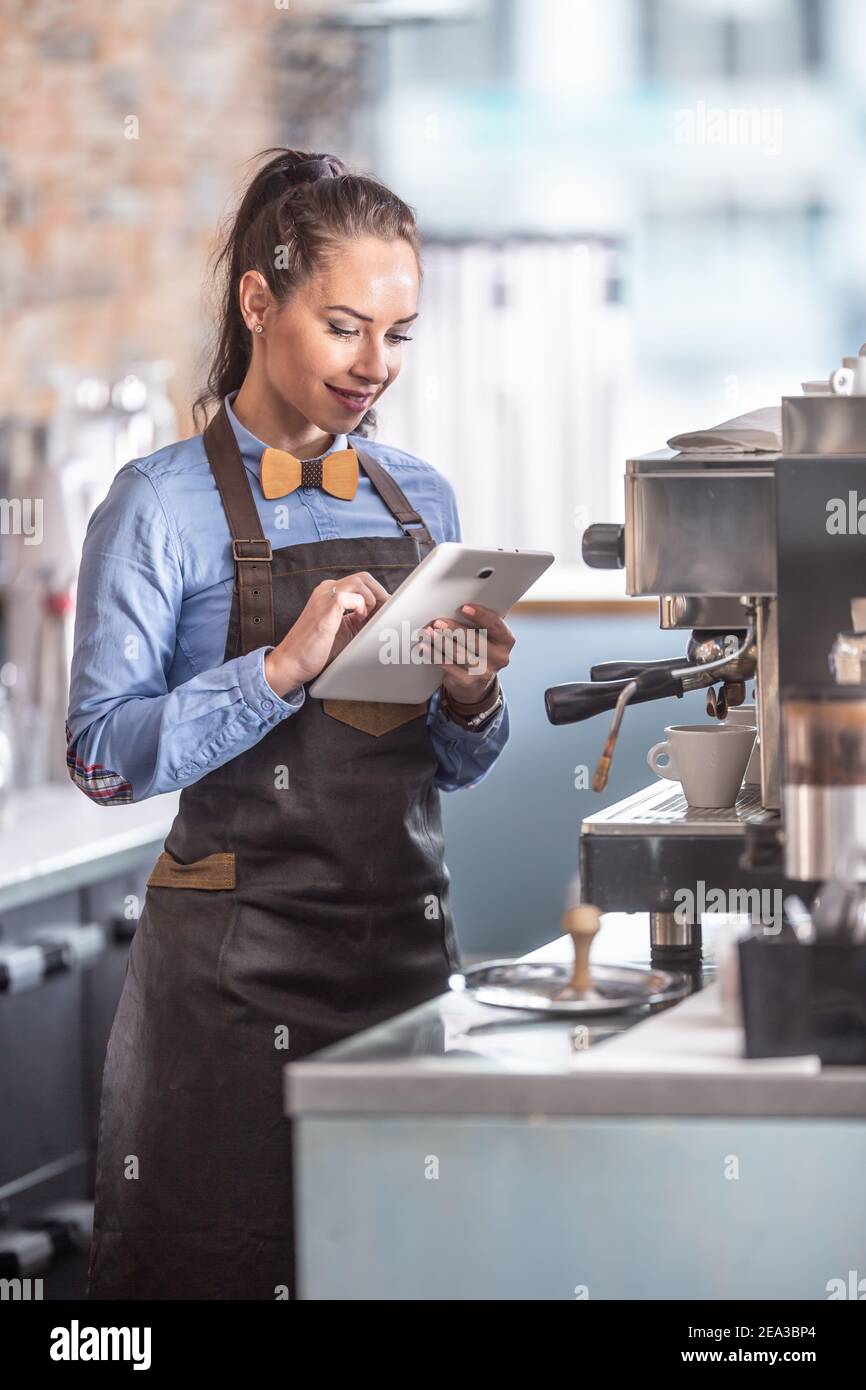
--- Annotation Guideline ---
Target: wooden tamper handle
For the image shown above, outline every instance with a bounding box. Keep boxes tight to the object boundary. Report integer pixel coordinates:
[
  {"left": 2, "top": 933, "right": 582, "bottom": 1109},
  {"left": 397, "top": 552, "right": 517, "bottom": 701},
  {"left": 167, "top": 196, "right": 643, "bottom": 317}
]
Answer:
[{"left": 561, "top": 904, "right": 602, "bottom": 996}]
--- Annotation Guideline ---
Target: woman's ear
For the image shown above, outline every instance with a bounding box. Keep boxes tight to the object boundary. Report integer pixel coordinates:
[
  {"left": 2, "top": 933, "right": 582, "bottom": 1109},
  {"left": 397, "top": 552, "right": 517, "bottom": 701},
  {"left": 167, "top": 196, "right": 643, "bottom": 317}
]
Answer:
[{"left": 239, "top": 270, "right": 271, "bottom": 329}]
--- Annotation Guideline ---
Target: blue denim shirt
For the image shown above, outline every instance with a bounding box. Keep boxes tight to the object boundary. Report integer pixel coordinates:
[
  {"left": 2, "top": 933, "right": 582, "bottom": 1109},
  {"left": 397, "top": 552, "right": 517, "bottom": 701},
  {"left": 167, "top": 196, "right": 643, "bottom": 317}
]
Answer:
[{"left": 66, "top": 390, "right": 509, "bottom": 804}]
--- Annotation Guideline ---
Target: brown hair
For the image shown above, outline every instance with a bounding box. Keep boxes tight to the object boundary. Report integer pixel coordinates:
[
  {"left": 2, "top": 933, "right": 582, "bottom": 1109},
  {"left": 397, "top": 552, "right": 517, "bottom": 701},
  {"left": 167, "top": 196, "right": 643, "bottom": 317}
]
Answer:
[{"left": 193, "top": 148, "right": 422, "bottom": 436}]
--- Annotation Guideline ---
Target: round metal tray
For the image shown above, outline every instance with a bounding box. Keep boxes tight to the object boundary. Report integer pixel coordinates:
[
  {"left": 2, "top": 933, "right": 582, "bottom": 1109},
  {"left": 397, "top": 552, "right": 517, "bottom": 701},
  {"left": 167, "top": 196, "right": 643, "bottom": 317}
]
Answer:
[{"left": 455, "top": 959, "right": 690, "bottom": 1016}]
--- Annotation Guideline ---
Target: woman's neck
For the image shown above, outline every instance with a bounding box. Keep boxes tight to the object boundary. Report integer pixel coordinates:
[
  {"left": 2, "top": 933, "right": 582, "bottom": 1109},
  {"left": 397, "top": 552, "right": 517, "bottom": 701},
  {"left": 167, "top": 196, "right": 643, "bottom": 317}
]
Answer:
[{"left": 231, "top": 379, "right": 335, "bottom": 459}]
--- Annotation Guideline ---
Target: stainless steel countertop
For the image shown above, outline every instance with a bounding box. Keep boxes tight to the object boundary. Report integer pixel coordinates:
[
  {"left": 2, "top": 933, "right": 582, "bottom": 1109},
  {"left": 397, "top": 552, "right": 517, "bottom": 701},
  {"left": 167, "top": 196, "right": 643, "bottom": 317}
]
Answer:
[
  {"left": 0, "top": 784, "right": 178, "bottom": 910},
  {"left": 284, "top": 914, "right": 866, "bottom": 1119}
]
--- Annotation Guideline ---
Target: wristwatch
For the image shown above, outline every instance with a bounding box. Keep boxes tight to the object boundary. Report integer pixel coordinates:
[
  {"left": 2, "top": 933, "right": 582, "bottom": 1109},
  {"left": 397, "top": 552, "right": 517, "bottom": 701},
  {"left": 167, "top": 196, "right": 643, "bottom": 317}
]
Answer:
[{"left": 440, "top": 674, "right": 503, "bottom": 731}]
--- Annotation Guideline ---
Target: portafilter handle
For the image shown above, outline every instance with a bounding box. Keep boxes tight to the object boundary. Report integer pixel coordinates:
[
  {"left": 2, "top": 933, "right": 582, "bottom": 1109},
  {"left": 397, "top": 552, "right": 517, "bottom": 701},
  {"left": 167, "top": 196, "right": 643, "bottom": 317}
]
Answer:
[
  {"left": 590, "top": 632, "right": 750, "bottom": 686},
  {"left": 545, "top": 664, "right": 684, "bottom": 726},
  {"left": 590, "top": 656, "right": 687, "bottom": 682}
]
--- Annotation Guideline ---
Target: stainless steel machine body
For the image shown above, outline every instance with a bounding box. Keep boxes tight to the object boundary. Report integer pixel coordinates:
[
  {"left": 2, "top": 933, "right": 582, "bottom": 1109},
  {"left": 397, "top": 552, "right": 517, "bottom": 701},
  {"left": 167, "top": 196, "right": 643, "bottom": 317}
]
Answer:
[
  {"left": 625, "top": 450, "right": 780, "bottom": 812},
  {"left": 553, "top": 397, "right": 866, "bottom": 960}
]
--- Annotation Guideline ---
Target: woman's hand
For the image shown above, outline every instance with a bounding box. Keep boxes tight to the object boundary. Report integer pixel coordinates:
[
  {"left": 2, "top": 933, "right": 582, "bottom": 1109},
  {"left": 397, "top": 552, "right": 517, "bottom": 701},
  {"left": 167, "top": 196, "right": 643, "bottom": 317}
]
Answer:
[
  {"left": 421, "top": 603, "right": 514, "bottom": 702},
  {"left": 263, "top": 571, "right": 390, "bottom": 696}
]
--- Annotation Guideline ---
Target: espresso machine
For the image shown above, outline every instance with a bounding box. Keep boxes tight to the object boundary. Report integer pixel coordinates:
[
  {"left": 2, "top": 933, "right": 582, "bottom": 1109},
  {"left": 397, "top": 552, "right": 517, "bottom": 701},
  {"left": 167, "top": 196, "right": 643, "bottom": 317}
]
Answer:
[{"left": 545, "top": 393, "right": 866, "bottom": 966}]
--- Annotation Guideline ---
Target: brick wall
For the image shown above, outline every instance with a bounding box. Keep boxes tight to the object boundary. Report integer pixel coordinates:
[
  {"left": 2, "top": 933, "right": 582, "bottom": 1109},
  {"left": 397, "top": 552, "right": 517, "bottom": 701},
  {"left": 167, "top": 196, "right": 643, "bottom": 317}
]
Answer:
[{"left": 0, "top": 0, "right": 374, "bottom": 432}]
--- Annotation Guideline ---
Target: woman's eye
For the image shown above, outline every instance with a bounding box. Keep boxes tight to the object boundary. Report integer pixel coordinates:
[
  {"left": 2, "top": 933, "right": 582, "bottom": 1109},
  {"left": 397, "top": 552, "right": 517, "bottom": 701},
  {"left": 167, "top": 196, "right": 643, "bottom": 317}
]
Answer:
[{"left": 327, "top": 323, "right": 413, "bottom": 344}]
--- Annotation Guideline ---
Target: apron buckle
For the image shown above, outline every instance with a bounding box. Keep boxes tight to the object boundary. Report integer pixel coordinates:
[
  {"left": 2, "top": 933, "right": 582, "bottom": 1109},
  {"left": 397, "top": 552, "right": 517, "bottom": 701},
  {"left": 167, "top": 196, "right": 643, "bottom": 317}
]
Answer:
[{"left": 232, "top": 538, "right": 273, "bottom": 561}]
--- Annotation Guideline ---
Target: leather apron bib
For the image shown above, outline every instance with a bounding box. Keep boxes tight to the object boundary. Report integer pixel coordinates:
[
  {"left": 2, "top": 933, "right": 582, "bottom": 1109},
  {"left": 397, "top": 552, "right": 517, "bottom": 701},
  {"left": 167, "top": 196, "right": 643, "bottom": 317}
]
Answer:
[{"left": 86, "top": 403, "right": 461, "bottom": 1300}]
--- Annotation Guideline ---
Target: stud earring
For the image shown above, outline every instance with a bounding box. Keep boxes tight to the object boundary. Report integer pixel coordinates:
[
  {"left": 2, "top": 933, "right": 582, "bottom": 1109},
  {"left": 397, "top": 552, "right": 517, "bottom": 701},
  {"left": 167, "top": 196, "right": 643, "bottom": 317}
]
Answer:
[{"left": 254, "top": 323, "right": 264, "bottom": 334}]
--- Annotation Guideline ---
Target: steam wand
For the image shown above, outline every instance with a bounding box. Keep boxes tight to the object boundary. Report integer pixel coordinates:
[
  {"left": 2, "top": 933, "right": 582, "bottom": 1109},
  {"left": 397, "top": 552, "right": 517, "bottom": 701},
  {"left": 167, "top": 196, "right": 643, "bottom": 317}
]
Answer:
[{"left": 592, "top": 679, "right": 638, "bottom": 792}]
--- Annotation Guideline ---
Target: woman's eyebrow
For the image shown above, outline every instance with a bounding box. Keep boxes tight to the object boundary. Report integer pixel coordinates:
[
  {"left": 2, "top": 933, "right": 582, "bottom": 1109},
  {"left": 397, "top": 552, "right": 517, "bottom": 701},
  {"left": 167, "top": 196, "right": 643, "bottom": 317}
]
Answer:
[{"left": 324, "top": 303, "right": 419, "bottom": 324}]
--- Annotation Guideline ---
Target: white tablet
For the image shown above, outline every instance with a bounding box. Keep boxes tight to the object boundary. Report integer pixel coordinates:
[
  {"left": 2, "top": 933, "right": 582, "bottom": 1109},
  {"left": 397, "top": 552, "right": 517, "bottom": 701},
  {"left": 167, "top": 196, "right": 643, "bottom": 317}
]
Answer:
[{"left": 308, "top": 542, "right": 554, "bottom": 704}]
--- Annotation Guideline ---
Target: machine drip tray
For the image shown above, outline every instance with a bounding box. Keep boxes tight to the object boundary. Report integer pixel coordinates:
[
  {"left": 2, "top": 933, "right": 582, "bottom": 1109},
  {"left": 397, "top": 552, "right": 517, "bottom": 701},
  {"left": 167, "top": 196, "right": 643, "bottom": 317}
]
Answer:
[
  {"left": 582, "top": 781, "right": 775, "bottom": 837},
  {"left": 579, "top": 781, "right": 796, "bottom": 922}
]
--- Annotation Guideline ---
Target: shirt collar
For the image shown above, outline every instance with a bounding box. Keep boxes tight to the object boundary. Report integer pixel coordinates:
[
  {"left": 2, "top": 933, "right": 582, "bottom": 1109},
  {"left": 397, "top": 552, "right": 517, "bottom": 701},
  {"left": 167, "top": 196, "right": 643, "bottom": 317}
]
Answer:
[{"left": 224, "top": 390, "right": 349, "bottom": 478}]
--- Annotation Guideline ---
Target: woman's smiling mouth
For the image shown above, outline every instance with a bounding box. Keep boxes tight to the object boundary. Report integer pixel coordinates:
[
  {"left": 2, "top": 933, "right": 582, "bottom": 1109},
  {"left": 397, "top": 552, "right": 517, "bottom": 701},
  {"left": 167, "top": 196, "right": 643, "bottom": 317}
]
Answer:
[{"left": 326, "top": 384, "right": 374, "bottom": 410}]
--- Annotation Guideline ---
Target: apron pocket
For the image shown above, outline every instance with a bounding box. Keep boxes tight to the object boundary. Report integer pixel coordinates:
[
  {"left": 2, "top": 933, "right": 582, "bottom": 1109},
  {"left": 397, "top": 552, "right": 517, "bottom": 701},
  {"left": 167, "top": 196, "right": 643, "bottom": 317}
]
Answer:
[
  {"left": 322, "top": 699, "right": 428, "bottom": 737},
  {"left": 147, "top": 850, "right": 237, "bottom": 890},
  {"left": 322, "top": 695, "right": 430, "bottom": 739}
]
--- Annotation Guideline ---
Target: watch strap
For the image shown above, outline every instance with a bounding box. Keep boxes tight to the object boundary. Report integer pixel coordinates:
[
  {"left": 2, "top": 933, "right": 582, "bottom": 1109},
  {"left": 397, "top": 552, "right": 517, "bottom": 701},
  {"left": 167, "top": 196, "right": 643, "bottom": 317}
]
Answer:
[{"left": 440, "top": 674, "right": 502, "bottom": 729}]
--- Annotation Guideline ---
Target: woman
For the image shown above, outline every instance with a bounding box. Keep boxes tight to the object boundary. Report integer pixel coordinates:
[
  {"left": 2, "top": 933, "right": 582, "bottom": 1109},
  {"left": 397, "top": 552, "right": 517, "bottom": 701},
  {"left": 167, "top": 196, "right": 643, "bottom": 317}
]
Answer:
[{"left": 67, "top": 149, "right": 513, "bottom": 1300}]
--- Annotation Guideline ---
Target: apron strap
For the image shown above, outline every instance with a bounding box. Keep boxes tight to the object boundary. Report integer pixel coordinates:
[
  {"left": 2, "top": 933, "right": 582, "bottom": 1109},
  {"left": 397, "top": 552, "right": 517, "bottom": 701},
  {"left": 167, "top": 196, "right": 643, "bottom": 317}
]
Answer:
[
  {"left": 203, "top": 401, "right": 276, "bottom": 654},
  {"left": 352, "top": 445, "right": 435, "bottom": 548},
  {"left": 202, "top": 401, "right": 437, "bottom": 654}
]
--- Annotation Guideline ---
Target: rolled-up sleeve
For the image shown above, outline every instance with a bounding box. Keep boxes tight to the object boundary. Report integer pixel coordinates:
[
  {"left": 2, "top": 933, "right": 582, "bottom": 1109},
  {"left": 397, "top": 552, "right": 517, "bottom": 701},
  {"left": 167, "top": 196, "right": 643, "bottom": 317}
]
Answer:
[
  {"left": 427, "top": 686, "right": 510, "bottom": 792},
  {"left": 66, "top": 463, "right": 303, "bottom": 804}
]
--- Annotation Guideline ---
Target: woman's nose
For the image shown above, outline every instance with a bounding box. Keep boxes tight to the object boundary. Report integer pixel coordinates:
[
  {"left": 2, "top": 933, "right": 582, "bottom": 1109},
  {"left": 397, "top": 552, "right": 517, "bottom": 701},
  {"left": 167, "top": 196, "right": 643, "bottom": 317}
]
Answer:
[{"left": 351, "top": 338, "right": 389, "bottom": 384}]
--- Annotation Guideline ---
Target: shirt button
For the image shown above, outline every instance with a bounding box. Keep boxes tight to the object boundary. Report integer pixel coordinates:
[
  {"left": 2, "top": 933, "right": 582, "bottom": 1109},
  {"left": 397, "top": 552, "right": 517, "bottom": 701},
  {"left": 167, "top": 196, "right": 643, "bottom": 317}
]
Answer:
[
  {"left": 260, "top": 698, "right": 274, "bottom": 712},
  {"left": 302, "top": 485, "right": 314, "bottom": 494}
]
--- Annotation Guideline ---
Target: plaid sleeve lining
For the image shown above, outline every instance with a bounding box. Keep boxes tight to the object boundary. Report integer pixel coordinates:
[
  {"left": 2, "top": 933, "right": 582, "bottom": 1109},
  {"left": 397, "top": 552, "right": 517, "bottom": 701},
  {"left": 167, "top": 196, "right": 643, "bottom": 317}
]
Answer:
[{"left": 65, "top": 722, "right": 133, "bottom": 805}]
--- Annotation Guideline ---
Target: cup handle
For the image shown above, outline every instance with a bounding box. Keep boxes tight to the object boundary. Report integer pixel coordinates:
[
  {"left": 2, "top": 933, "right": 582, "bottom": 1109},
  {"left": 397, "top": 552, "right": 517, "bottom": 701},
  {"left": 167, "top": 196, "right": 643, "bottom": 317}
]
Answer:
[{"left": 647, "top": 740, "right": 676, "bottom": 780}]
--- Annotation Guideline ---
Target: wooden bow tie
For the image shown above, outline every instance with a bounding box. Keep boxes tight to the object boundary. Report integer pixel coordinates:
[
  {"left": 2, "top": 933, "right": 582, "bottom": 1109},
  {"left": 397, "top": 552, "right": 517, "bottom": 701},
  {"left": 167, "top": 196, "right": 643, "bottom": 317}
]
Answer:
[{"left": 260, "top": 446, "right": 359, "bottom": 500}]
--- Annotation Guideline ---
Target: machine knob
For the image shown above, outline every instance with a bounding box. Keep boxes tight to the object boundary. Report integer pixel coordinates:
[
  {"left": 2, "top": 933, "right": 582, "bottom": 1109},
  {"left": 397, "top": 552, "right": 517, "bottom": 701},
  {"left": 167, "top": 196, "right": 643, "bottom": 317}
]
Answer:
[{"left": 581, "top": 523, "right": 625, "bottom": 570}]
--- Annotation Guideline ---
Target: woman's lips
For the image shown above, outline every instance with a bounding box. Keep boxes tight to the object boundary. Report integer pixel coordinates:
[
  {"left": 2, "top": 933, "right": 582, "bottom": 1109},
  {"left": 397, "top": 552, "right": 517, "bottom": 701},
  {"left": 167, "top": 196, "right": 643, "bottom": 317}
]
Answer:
[{"left": 326, "top": 384, "right": 373, "bottom": 410}]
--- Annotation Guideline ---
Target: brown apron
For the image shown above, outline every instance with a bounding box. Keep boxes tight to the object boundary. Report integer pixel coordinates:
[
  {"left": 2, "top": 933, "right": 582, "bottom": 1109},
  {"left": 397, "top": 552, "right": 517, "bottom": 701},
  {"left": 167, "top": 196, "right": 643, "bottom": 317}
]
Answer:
[{"left": 86, "top": 403, "right": 461, "bottom": 1300}]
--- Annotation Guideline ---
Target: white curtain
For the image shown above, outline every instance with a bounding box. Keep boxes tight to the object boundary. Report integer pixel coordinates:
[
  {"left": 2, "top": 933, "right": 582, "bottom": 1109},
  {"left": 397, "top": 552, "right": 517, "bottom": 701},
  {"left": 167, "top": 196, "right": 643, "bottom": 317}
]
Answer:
[{"left": 376, "top": 236, "right": 621, "bottom": 577}]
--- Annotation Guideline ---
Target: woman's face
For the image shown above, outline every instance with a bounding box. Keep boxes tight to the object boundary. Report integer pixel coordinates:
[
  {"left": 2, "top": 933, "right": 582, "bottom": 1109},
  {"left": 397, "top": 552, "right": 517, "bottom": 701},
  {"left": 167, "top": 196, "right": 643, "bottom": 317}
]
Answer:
[{"left": 243, "top": 234, "right": 419, "bottom": 432}]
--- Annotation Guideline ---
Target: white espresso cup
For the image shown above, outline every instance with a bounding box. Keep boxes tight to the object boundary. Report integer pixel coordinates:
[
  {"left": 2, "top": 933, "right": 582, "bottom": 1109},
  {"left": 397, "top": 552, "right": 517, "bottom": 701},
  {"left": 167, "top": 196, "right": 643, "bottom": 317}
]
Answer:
[
  {"left": 647, "top": 723, "right": 757, "bottom": 809},
  {"left": 831, "top": 356, "right": 866, "bottom": 396},
  {"left": 720, "top": 703, "right": 761, "bottom": 786}
]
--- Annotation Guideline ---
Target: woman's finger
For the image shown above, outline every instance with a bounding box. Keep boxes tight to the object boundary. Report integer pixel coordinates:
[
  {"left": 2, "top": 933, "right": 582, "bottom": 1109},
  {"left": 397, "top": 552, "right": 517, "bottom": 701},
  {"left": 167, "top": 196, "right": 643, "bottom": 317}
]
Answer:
[
  {"left": 455, "top": 604, "right": 515, "bottom": 650},
  {"left": 421, "top": 623, "right": 505, "bottom": 674},
  {"left": 349, "top": 571, "right": 391, "bottom": 607},
  {"left": 320, "top": 577, "right": 377, "bottom": 618}
]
